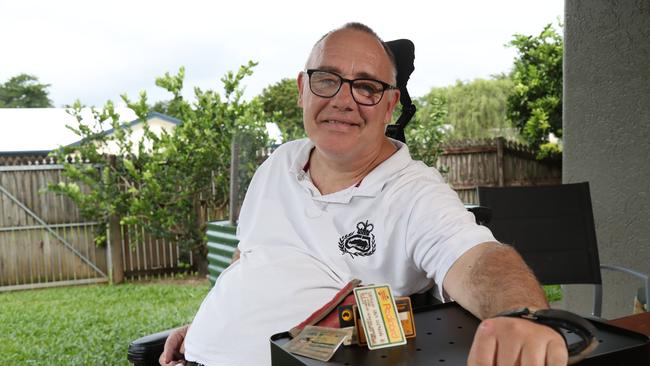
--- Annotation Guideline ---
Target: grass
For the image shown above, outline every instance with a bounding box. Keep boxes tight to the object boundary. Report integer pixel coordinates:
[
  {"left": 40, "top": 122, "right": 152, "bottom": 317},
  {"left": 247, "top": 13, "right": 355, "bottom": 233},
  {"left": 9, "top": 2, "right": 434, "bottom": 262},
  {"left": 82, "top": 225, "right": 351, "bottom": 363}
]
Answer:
[{"left": 0, "top": 277, "right": 211, "bottom": 366}]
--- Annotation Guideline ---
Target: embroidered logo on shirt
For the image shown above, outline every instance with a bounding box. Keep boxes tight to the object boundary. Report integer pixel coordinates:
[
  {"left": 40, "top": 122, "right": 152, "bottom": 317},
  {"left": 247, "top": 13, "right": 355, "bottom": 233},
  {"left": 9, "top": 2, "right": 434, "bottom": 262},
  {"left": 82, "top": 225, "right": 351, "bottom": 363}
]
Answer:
[{"left": 339, "top": 220, "right": 376, "bottom": 258}]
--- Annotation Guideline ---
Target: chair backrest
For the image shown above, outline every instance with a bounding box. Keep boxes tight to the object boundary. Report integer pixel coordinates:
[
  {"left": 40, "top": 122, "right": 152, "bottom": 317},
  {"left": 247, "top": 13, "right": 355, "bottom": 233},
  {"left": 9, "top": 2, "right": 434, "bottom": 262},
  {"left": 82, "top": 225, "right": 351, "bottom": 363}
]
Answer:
[
  {"left": 385, "top": 39, "right": 416, "bottom": 143},
  {"left": 477, "top": 182, "right": 602, "bottom": 287}
]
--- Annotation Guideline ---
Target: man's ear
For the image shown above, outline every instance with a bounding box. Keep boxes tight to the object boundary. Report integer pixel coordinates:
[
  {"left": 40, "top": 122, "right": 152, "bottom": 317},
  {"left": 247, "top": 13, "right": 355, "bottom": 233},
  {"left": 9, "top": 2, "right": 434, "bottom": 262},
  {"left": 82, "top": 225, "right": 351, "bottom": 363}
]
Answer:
[
  {"left": 296, "top": 72, "right": 305, "bottom": 107},
  {"left": 385, "top": 89, "right": 401, "bottom": 124}
]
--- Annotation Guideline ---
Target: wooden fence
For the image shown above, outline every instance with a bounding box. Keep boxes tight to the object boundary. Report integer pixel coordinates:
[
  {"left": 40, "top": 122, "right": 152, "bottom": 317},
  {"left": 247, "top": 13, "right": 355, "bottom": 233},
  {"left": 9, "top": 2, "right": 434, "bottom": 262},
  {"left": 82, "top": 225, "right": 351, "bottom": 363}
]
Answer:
[
  {"left": 0, "top": 151, "right": 53, "bottom": 166},
  {"left": 436, "top": 138, "right": 562, "bottom": 204},
  {"left": 1, "top": 139, "right": 559, "bottom": 289},
  {"left": 0, "top": 159, "right": 203, "bottom": 291},
  {"left": 0, "top": 164, "right": 108, "bottom": 290}
]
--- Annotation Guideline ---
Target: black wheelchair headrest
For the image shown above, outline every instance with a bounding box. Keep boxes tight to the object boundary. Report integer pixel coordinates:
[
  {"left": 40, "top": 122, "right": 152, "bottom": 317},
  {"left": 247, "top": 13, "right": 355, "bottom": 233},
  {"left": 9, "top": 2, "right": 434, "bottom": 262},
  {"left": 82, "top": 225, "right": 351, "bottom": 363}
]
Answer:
[{"left": 385, "top": 39, "right": 416, "bottom": 143}]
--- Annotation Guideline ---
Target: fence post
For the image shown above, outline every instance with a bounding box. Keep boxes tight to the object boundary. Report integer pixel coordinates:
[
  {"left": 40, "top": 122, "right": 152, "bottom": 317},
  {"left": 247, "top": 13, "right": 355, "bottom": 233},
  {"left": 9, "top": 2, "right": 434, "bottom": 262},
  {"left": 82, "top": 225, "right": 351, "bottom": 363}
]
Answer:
[
  {"left": 107, "top": 214, "right": 125, "bottom": 284},
  {"left": 496, "top": 137, "right": 505, "bottom": 186},
  {"left": 106, "top": 155, "right": 124, "bottom": 284},
  {"left": 192, "top": 192, "right": 209, "bottom": 275},
  {"left": 229, "top": 134, "right": 240, "bottom": 225}
]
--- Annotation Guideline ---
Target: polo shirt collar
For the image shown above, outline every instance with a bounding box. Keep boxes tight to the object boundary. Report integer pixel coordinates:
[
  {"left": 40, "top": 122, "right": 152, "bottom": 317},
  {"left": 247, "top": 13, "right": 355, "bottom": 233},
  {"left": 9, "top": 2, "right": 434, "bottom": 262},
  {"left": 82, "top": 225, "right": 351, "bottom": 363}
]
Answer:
[{"left": 288, "top": 138, "right": 412, "bottom": 204}]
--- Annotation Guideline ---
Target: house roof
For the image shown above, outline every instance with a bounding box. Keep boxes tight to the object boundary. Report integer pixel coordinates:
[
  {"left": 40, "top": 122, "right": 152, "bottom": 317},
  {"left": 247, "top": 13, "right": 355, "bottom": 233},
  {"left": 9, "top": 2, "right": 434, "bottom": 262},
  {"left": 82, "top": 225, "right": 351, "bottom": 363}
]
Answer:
[
  {"left": 97, "top": 111, "right": 181, "bottom": 136},
  {"left": 0, "top": 108, "right": 281, "bottom": 155},
  {"left": 0, "top": 108, "right": 178, "bottom": 153},
  {"left": 64, "top": 111, "right": 181, "bottom": 148}
]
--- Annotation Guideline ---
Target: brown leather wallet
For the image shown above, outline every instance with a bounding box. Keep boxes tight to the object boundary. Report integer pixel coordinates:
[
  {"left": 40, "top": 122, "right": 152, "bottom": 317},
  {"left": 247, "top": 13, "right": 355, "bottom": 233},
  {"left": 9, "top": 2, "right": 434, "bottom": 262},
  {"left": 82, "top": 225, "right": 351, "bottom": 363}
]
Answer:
[{"left": 289, "top": 279, "right": 361, "bottom": 338}]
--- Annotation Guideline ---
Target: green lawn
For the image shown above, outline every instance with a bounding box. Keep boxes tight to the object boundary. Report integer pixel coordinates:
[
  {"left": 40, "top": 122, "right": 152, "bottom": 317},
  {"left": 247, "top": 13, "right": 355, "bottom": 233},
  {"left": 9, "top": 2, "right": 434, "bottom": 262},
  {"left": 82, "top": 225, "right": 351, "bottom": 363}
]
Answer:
[{"left": 0, "top": 278, "right": 211, "bottom": 366}]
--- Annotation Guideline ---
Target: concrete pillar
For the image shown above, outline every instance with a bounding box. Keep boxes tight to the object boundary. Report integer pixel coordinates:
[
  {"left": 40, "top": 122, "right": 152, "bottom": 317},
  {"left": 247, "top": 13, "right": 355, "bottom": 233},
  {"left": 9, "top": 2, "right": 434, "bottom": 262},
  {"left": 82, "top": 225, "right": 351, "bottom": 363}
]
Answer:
[{"left": 563, "top": 0, "right": 650, "bottom": 318}]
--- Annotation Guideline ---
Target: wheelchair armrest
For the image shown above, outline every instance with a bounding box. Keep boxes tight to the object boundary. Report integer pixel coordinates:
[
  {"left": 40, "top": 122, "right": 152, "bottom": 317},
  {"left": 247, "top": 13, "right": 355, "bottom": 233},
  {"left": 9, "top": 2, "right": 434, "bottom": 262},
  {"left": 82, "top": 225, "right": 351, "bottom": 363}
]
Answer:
[
  {"left": 127, "top": 329, "right": 172, "bottom": 366},
  {"left": 409, "top": 288, "right": 443, "bottom": 313},
  {"left": 465, "top": 205, "right": 492, "bottom": 225}
]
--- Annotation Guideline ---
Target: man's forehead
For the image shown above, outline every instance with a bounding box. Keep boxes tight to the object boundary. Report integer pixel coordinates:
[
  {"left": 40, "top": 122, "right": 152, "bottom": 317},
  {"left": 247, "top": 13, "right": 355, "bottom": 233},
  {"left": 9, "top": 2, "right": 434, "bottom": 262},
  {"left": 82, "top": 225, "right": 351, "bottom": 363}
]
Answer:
[
  {"left": 306, "top": 29, "right": 393, "bottom": 79},
  {"left": 314, "top": 65, "right": 380, "bottom": 80}
]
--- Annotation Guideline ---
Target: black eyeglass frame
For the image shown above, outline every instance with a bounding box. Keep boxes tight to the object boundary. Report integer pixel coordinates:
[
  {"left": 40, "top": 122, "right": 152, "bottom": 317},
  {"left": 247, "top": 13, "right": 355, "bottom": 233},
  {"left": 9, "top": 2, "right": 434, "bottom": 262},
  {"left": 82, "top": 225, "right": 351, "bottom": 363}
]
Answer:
[{"left": 305, "top": 69, "right": 398, "bottom": 106}]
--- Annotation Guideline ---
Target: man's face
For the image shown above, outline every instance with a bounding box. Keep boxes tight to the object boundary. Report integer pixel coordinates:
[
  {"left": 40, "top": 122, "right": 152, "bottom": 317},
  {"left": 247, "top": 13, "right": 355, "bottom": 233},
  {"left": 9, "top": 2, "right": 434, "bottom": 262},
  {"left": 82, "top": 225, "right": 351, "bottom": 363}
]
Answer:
[{"left": 297, "top": 29, "right": 400, "bottom": 161}]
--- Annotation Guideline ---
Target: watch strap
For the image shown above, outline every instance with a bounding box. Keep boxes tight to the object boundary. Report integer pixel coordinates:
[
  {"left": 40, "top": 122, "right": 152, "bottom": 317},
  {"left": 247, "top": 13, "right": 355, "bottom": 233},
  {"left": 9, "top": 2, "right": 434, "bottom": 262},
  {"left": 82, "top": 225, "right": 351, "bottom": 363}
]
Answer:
[{"left": 496, "top": 307, "right": 598, "bottom": 364}]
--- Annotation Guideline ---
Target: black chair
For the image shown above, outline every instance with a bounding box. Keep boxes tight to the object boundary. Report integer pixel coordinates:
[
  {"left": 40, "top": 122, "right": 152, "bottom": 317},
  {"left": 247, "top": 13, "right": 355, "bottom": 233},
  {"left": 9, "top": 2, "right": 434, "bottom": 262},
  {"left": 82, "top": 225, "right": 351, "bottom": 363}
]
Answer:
[
  {"left": 384, "top": 39, "right": 416, "bottom": 143},
  {"left": 128, "top": 329, "right": 172, "bottom": 366},
  {"left": 477, "top": 182, "right": 649, "bottom": 317}
]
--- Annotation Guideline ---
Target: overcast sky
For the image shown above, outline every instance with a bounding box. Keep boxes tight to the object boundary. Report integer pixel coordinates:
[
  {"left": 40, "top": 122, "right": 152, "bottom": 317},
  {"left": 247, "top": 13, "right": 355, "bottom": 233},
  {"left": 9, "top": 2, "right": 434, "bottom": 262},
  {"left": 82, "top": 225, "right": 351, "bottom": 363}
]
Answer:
[{"left": 0, "top": 0, "right": 563, "bottom": 108}]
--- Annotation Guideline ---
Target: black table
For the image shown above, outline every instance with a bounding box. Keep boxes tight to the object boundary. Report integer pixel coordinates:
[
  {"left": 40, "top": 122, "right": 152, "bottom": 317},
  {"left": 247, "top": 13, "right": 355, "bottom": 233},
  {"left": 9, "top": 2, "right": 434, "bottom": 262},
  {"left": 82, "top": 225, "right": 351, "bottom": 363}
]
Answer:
[{"left": 271, "top": 302, "right": 650, "bottom": 365}]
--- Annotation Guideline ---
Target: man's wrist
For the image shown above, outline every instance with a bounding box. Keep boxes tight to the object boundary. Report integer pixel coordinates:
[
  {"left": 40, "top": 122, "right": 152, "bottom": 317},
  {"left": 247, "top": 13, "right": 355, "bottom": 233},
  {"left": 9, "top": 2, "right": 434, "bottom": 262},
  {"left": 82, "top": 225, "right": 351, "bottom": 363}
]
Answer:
[{"left": 494, "top": 307, "right": 599, "bottom": 364}]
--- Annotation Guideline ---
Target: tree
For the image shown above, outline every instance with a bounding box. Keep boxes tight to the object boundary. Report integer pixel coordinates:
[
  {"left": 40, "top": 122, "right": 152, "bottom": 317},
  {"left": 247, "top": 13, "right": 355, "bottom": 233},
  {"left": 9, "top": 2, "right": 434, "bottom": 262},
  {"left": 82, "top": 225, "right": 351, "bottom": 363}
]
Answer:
[
  {"left": 405, "top": 76, "right": 522, "bottom": 166},
  {"left": 404, "top": 89, "right": 448, "bottom": 167},
  {"left": 259, "top": 78, "right": 305, "bottom": 142},
  {"left": 446, "top": 76, "right": 519, "bottom": 141},
  {"left": 0, "top": 73, "right": 54, "bottom": 108},
  {"left": 507, "top": 23, "right": 563, "bottom": 157},
  {"left": 49, "top": 62, "right": 269, "bottom": 274}
]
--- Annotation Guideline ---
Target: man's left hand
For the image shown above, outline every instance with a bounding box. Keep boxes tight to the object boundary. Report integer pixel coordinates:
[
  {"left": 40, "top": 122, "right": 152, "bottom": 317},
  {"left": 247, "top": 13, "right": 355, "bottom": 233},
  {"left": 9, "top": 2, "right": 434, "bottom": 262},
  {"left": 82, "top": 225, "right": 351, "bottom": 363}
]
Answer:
[{"left": 467, "top": 316, "right": 568, "bottom": 365}]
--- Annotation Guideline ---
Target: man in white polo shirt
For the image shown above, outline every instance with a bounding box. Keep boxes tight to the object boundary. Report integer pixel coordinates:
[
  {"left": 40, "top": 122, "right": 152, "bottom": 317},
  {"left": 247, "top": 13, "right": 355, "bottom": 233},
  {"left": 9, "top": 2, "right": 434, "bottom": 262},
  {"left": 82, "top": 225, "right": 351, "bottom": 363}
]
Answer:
[{"left": 160, "top": 23, "right": 568, "bottom": 366}]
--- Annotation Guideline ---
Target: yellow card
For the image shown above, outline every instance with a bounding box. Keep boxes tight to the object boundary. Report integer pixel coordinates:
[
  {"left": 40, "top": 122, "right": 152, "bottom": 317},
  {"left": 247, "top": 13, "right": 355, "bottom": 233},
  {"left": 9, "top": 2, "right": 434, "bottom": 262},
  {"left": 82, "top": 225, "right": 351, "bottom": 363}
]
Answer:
[{"left": 353, "top": 284, "right": 406, "bottom": 349}]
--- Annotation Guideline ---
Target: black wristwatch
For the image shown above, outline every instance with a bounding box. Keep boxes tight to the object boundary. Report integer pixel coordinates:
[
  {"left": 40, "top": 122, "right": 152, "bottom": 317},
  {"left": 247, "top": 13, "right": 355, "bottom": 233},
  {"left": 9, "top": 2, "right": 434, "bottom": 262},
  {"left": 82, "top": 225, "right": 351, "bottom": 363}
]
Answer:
[{"left": 496, "top": 307, "right": 598, "bottom": 364}]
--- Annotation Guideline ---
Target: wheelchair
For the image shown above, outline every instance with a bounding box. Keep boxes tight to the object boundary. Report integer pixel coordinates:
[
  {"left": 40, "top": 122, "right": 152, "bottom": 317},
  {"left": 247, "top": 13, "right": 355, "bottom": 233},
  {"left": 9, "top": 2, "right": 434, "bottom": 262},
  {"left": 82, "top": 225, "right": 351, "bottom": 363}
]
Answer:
[{"left": 127, "top": 38, "right": 493, "bottom": 366}]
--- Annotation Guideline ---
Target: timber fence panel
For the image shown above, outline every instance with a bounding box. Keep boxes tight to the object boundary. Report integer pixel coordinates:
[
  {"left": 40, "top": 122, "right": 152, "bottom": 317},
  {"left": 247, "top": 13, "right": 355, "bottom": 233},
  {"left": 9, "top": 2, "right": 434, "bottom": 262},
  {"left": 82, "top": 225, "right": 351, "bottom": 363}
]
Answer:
[
  {"left": 437, "top": 138, "right": 561, "bottom": 204},
  {"left": 12, "top": 144, "right": 518, "bottom": 283},
  {"left": 0, "top": 159, "right": 198, "bottom": 288},
  {"left": 119, "top": 223, "right": 190, "bottom": 280},
  {"left": 0, "top": 164, "right": 108, "bottom": 290}
]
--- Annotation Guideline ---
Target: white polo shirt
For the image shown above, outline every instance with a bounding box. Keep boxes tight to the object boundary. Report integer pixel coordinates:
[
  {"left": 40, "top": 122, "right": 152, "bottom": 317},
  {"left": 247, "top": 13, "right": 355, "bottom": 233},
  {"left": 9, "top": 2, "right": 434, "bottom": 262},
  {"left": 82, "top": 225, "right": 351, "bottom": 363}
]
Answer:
[{"left": 184, "top": 138, "right": 495, "bottom": 366}]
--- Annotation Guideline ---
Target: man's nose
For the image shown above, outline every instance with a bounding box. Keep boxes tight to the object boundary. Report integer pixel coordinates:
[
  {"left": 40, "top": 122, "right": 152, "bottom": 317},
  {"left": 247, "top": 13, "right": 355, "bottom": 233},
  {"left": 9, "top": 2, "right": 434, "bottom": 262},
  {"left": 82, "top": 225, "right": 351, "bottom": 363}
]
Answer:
[{"left": 331, "top": 81, "right": 356, "bottom": 110}]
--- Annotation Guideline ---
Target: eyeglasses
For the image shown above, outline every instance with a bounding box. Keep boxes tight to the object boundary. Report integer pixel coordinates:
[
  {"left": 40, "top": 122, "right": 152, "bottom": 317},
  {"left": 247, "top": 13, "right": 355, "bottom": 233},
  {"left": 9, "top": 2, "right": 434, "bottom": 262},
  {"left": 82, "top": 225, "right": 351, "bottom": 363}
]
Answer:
[{"left": 305, "top": 69, "right": 397, "bottom": 106}]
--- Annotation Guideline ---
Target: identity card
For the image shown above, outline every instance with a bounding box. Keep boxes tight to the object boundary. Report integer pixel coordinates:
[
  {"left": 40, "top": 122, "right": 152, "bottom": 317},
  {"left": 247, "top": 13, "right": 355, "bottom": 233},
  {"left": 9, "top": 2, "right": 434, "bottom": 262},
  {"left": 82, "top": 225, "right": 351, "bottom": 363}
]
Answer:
[{"left": 283, "top": 325, "right": 349, "bottom": 362}]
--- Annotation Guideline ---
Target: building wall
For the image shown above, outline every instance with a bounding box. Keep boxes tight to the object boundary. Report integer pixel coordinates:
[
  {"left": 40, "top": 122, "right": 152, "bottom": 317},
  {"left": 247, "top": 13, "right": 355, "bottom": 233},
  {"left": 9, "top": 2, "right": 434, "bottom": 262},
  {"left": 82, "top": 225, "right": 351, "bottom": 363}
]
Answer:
[{"left": 563, "top": 0, "right": 650, "bottom": 318}]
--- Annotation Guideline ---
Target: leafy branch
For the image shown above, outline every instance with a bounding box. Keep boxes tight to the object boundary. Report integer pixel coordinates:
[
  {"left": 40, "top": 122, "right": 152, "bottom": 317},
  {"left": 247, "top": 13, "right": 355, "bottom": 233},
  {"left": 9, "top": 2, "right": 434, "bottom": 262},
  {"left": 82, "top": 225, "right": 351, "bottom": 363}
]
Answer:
[{"left": 48, "top": 63, "right": 269, "bottom": 273}]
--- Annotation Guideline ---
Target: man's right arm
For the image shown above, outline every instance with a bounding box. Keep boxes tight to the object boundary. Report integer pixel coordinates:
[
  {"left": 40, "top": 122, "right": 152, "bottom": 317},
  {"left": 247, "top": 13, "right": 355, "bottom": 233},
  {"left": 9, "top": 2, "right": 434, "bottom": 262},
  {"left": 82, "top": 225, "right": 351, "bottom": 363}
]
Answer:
[
  {"left": 232, "top": 248, "right": 241, "bottom": 262},
  {"left": 159, "top": 325, "right": 189, "bottom": 366},
  {"left": 159, "top": 250, "right": 240, "bottom": 365}
]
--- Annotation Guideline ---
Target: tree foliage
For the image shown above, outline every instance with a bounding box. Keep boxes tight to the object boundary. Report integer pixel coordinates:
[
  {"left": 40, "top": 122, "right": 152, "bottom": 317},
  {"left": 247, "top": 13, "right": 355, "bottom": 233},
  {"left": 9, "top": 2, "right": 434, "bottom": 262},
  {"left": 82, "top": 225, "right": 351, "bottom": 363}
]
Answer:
[
  {"left": 405, "top": 76, "right": 521, "bottom": 166},
  {"left": 0, "top": 73, "right": 54, "bottom": 108},
  {"left": 259, "top": 78, "right": 305, "bottom": 142},
  {"left": 404, "top": 90, "right": 448, "bottom": 167},
  {"left": 445, "top": 77, "right": 518, "bottom": 141},
  {"left": 507, "top": 23, "right": 563, "bottom": 154},
  {"left": 150, "top": 98, "right": 184, "bottom": 120},
  {"left": 49, "top": 62, "right": 268, "bottom": 273}
]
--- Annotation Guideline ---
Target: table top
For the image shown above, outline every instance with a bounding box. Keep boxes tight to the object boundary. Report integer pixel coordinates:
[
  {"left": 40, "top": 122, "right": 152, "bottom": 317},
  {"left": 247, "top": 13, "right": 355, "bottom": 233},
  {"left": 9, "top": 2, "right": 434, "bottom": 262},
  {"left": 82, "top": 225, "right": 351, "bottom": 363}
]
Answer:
[
  {"left": 608, "top": 311, "right": 650, "bottom": 337},
  {"left": 271, "top": 302, "right": 650, "bottom": 365}
]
